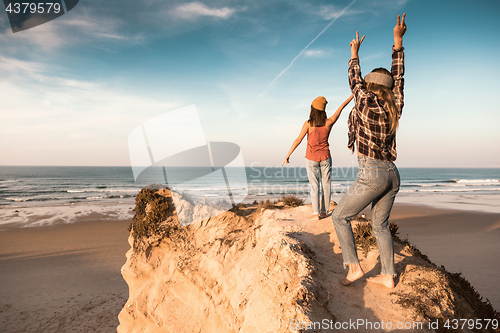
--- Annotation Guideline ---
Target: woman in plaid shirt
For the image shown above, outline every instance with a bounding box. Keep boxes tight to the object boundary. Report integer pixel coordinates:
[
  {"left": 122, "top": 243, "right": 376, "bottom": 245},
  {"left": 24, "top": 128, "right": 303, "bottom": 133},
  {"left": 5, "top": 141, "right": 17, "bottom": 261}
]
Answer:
[{"left": 332, "top": 14, "right": 407, "bottom": 288}]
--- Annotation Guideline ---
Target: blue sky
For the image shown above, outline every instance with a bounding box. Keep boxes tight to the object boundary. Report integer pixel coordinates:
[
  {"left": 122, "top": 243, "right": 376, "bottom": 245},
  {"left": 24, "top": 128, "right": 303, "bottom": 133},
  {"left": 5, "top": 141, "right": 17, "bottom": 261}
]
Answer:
[{"left": 0, "top": 0, "right": 499, "bottom": 167}]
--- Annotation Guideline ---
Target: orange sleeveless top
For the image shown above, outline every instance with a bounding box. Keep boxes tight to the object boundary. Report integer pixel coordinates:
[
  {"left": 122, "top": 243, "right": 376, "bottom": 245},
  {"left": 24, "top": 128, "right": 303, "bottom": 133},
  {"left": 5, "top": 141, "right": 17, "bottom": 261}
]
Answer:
[{"left": 305, "top": 126, "right": 331, "bottom": 162}]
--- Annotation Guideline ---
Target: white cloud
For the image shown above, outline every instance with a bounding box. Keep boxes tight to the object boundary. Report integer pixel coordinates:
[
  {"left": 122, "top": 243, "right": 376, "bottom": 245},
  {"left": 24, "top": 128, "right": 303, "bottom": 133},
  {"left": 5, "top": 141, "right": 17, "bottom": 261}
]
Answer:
[
  {"left": 172, "top": 2, "right": 236, "bottom": 20},
  {"left": 303, "top": 48, "right": 333, "bottom": 58},
  {"left": 0, "top": 10, "right": 144, "bottom": 52},
  {"left": 58, "top": 15, "right": 144, "bottom": 43},
  {"left": 316, "top": 4, "right": 359, "bottom": 20},
  {"left": 0, "top": 56, "right": 44, "bottom": 74},
  {"left": 0, "top": 60, "right": 184, "bottom": 165},
  {"left": 0, "top": 21, "right": 63, "bottom": 51},
  {"left": 362, "top": 52, "right": 384, "bottom": 61}
]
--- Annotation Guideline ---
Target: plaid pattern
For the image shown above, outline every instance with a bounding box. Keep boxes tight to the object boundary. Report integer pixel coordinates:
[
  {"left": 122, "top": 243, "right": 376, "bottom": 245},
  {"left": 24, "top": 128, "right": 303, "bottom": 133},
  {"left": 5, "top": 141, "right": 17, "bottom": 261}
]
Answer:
[{"left": 347, "top": 48, "right": 405, "bottom": 161}]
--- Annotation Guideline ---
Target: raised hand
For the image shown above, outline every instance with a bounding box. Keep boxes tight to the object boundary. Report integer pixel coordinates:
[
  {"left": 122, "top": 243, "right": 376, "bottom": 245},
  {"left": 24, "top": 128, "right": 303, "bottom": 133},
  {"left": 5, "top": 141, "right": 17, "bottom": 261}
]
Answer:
[
  {"left": 350, "top": 31, "right": 365, "bottom": 60},
  {"left": 394, "top": 13, "right": 406, "bottom": 49}
]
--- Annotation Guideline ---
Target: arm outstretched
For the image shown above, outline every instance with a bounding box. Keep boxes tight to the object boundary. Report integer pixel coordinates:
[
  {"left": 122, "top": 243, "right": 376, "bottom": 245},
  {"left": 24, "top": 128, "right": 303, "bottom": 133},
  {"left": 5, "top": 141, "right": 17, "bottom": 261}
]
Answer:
[
  {"left": 325, "top": 95, "right": 353, "bottom": 130},
  {"left": 281, "top": 121, "right": 309, "bottom": 166}
]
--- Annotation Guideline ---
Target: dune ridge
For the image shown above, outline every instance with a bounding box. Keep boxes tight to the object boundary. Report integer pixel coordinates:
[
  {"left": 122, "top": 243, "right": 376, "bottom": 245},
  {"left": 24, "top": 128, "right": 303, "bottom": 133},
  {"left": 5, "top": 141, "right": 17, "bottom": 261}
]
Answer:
[{"left": 118, "top": 188, "right": 499, "bottom": 333}]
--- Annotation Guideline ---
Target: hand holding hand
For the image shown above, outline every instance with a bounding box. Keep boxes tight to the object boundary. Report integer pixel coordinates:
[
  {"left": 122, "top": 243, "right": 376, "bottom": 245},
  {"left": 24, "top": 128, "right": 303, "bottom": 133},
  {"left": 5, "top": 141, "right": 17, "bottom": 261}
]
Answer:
[{"left": 350, "top": 31, "right": 365, "bottom": 59}]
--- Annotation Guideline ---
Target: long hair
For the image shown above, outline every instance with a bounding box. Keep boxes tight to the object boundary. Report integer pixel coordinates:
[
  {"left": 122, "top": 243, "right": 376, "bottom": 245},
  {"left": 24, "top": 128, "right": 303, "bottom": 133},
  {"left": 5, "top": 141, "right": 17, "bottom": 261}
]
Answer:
[
  {"left": 308, "top": 106, "right": 326, "bottom": 127},
  {"left": 366, "top": 68, "right": 399, "bottom": 134}
]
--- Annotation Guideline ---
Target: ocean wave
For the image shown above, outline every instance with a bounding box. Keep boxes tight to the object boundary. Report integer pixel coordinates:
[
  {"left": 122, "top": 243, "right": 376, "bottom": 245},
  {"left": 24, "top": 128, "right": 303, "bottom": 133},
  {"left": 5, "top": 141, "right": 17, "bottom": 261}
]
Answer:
[
  {"left": 67, "top": 189, "right": 139, "bottom": 193},
  {"left": 175, "top": 185, "right": 312, "bottom": 193},
  {"left": 173, "top": 187, "right": 246, "bottom": 192},
  {"left": 248, "top": 185, "right": 310, "bottom": 190},
  {"left": 455, "top": 179, "right": 500, "bottom": 183},
  {"left": 400, "top": 188, "right": 500, "bottom": 193},
  {"left": 443, "top": 179, "right": 500, "bottom": 184},
  {"left": 4, "top": 193, "right": 136, "bottom": 203},
  {"left": 402, "top": 183, "right": 442, "bottom": 187},
  {"left": 402, "top": 181, "right": 500, "bottom": 188},
  {"left": 5, "top": 196, "right": 64, "bottom": 202},
  {"left": 5, "top": 197, "right": 30, "bottom": 202}
]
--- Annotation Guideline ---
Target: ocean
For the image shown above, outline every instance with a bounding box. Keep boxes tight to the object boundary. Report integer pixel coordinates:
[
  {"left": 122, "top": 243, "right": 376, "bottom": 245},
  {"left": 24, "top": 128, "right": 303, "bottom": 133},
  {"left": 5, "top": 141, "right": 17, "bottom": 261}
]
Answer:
[{"left": 0, "top": 166, "right": 499, "bottom": 226}]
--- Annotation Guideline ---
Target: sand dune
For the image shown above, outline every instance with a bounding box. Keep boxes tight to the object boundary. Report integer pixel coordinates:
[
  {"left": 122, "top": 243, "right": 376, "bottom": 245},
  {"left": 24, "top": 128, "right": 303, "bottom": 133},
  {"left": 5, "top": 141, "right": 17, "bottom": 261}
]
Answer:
[{"left": 118, "top": 189, "right": 499, "bottom": 333}]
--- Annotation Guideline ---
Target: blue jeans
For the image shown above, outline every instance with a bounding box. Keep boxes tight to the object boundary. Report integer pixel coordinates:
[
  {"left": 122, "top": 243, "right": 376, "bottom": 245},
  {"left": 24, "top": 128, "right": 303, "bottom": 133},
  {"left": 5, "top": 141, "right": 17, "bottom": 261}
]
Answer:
[
  {"left": 305, "top": 157, "right": 331, "bottom": 215},
  {"left": 331, "top": 155, "right": 400, "bottom": 276}
]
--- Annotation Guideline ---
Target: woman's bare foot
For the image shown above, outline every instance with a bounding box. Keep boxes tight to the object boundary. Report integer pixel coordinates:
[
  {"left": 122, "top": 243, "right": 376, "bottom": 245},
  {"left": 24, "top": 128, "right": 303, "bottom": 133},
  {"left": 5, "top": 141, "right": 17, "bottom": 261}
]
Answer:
[
  {"left": 308, "top": 215, "right": 320, "bottom": 221},
  {"left": 366, "top": 274, "right": 395, "bottom": 288},
  {"left": 340, "top": 263, "right": 365, "bottom": 286}
]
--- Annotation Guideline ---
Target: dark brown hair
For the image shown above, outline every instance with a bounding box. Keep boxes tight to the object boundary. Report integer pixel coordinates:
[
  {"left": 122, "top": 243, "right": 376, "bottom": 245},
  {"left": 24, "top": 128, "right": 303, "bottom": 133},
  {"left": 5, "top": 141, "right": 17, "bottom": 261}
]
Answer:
[
  {"left": 308, "top": 106, "right": 326, "bottom": 127},
  {"left": 366, "top": 67, "right": 399, "bottom": 134}
]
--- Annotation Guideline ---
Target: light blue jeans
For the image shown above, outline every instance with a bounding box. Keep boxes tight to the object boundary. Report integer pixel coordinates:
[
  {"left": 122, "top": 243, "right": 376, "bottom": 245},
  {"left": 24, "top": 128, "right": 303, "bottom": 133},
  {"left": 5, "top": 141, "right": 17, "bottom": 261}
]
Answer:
[
  {"left": 331, "top": 155, "right": 400, "bottom": 276},
  {"left": 305, "top": 157, "right": 331, "bottom": 215}
]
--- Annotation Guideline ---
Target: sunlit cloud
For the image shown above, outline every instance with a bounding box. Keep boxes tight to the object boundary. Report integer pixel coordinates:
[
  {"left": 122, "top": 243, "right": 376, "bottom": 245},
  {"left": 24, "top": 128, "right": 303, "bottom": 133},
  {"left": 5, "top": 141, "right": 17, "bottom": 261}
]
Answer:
[
  {"left": 0, "top": 10, "right": 144, "bottom": 52},
  {"left": 58, "top": 15, "right": 144, "bottom": 43},
  {"left": 172, "top": 2, "right": 236, "bottom": 20},
  {"left": 0, "top": 22, "right": 63, "bottom": 51},
  {"left": 316, "top": 4, "right": 359, "bottom": 20},
  {"left": 0, "top": 56, "right": 44, "bottom": 75},
  {"left": 304, "top": 48, "right": 333, "bottom": 58},
  {"left": 0, "top": 63, "right": 184, "bottom": 165}
]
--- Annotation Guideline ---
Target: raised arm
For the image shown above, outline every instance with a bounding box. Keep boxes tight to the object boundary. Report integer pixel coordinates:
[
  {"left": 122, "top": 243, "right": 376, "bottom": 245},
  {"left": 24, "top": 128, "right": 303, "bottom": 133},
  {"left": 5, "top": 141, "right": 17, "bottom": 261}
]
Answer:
[
  {"left": 350, "top": 31, "right": 365, "bottom": 61},
  {"left": 281, "top": 121, "right": 309, "bottom": 166},
  {"left": 393, "top": 13, "right": 406, "bottom": 50},
  {"left": 392, "top": 13, "right": 406, "bottom": 115},
  {"left": 325, "top": 94, "right": 354, "bottom": 130},
  {"left": 348, "top": 31, "right": 372, "bottom": 111}
]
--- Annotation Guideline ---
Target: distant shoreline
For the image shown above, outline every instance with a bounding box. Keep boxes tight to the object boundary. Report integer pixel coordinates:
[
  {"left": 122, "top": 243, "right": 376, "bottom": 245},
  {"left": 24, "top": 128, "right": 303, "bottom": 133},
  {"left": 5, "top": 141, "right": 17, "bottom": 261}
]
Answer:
[{"left": 1, "top": 190, "right": 500, "bottom": 229}]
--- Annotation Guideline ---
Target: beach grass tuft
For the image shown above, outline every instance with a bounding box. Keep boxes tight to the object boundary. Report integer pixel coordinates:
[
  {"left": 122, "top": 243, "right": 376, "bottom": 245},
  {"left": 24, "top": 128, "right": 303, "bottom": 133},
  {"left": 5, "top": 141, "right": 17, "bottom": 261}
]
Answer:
[
  {"left": 279, "top": 195, "right": 305, "bottom": 207},
  {"left": 352, "top": 221, "right": 399, "bottom": 258},
  {"left": 129, "top": 189, "right": 170, "bottom": 238},
  {"left": 258, "top": 199, "right": 275, "bottom": 210}
]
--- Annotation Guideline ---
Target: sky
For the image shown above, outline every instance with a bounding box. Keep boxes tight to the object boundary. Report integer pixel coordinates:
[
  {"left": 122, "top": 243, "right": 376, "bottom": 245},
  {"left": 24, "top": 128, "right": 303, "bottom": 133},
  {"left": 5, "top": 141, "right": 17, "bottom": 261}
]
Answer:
[{"left": 0, "top": 0, "right": 499, "bottom": 167}]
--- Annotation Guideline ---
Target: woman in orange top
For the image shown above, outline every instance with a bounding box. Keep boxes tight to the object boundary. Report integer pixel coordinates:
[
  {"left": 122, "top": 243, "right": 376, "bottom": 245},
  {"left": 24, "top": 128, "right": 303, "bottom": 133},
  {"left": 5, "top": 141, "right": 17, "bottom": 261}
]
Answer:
[{"left": 282, "top": 95, "right": 353, "bottom": 220}]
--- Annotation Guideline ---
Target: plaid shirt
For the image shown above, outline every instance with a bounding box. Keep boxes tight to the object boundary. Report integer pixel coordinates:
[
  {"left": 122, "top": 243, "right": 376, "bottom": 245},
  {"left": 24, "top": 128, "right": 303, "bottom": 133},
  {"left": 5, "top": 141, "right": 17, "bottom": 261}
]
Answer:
[{"left": 347, "top": 48, "right": 405, "bottom": 161}]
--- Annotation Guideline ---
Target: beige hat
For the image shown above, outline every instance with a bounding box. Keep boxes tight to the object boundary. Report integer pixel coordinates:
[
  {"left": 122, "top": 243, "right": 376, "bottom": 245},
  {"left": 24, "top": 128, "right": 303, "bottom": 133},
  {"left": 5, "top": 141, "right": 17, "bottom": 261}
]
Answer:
[{"left": 312, "top": 96, "right": 327, "bottom": 111}]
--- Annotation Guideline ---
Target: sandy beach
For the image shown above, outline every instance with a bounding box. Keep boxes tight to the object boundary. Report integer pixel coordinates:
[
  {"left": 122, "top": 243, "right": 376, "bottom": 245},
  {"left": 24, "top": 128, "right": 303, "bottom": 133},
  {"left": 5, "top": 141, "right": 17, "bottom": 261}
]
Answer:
[
  {"left": 0, "top": 203, "right": 499, "bottom": 332},
  {"left": 0, "top": 216, "right": 130, "bottom": 332},
  {"left": 390, "top": 204, "right": 500, "bottom": 312}
]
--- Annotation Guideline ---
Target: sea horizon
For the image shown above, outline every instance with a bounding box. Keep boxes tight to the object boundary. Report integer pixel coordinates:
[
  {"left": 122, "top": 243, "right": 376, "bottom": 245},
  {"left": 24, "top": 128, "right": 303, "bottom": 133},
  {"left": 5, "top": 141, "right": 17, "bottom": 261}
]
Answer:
[
  {"left": 1, "top": 165, "right": 499, "bottom": 228},
  {"left": 2, "top": 165, "right": 500, "bottom": 168}
]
